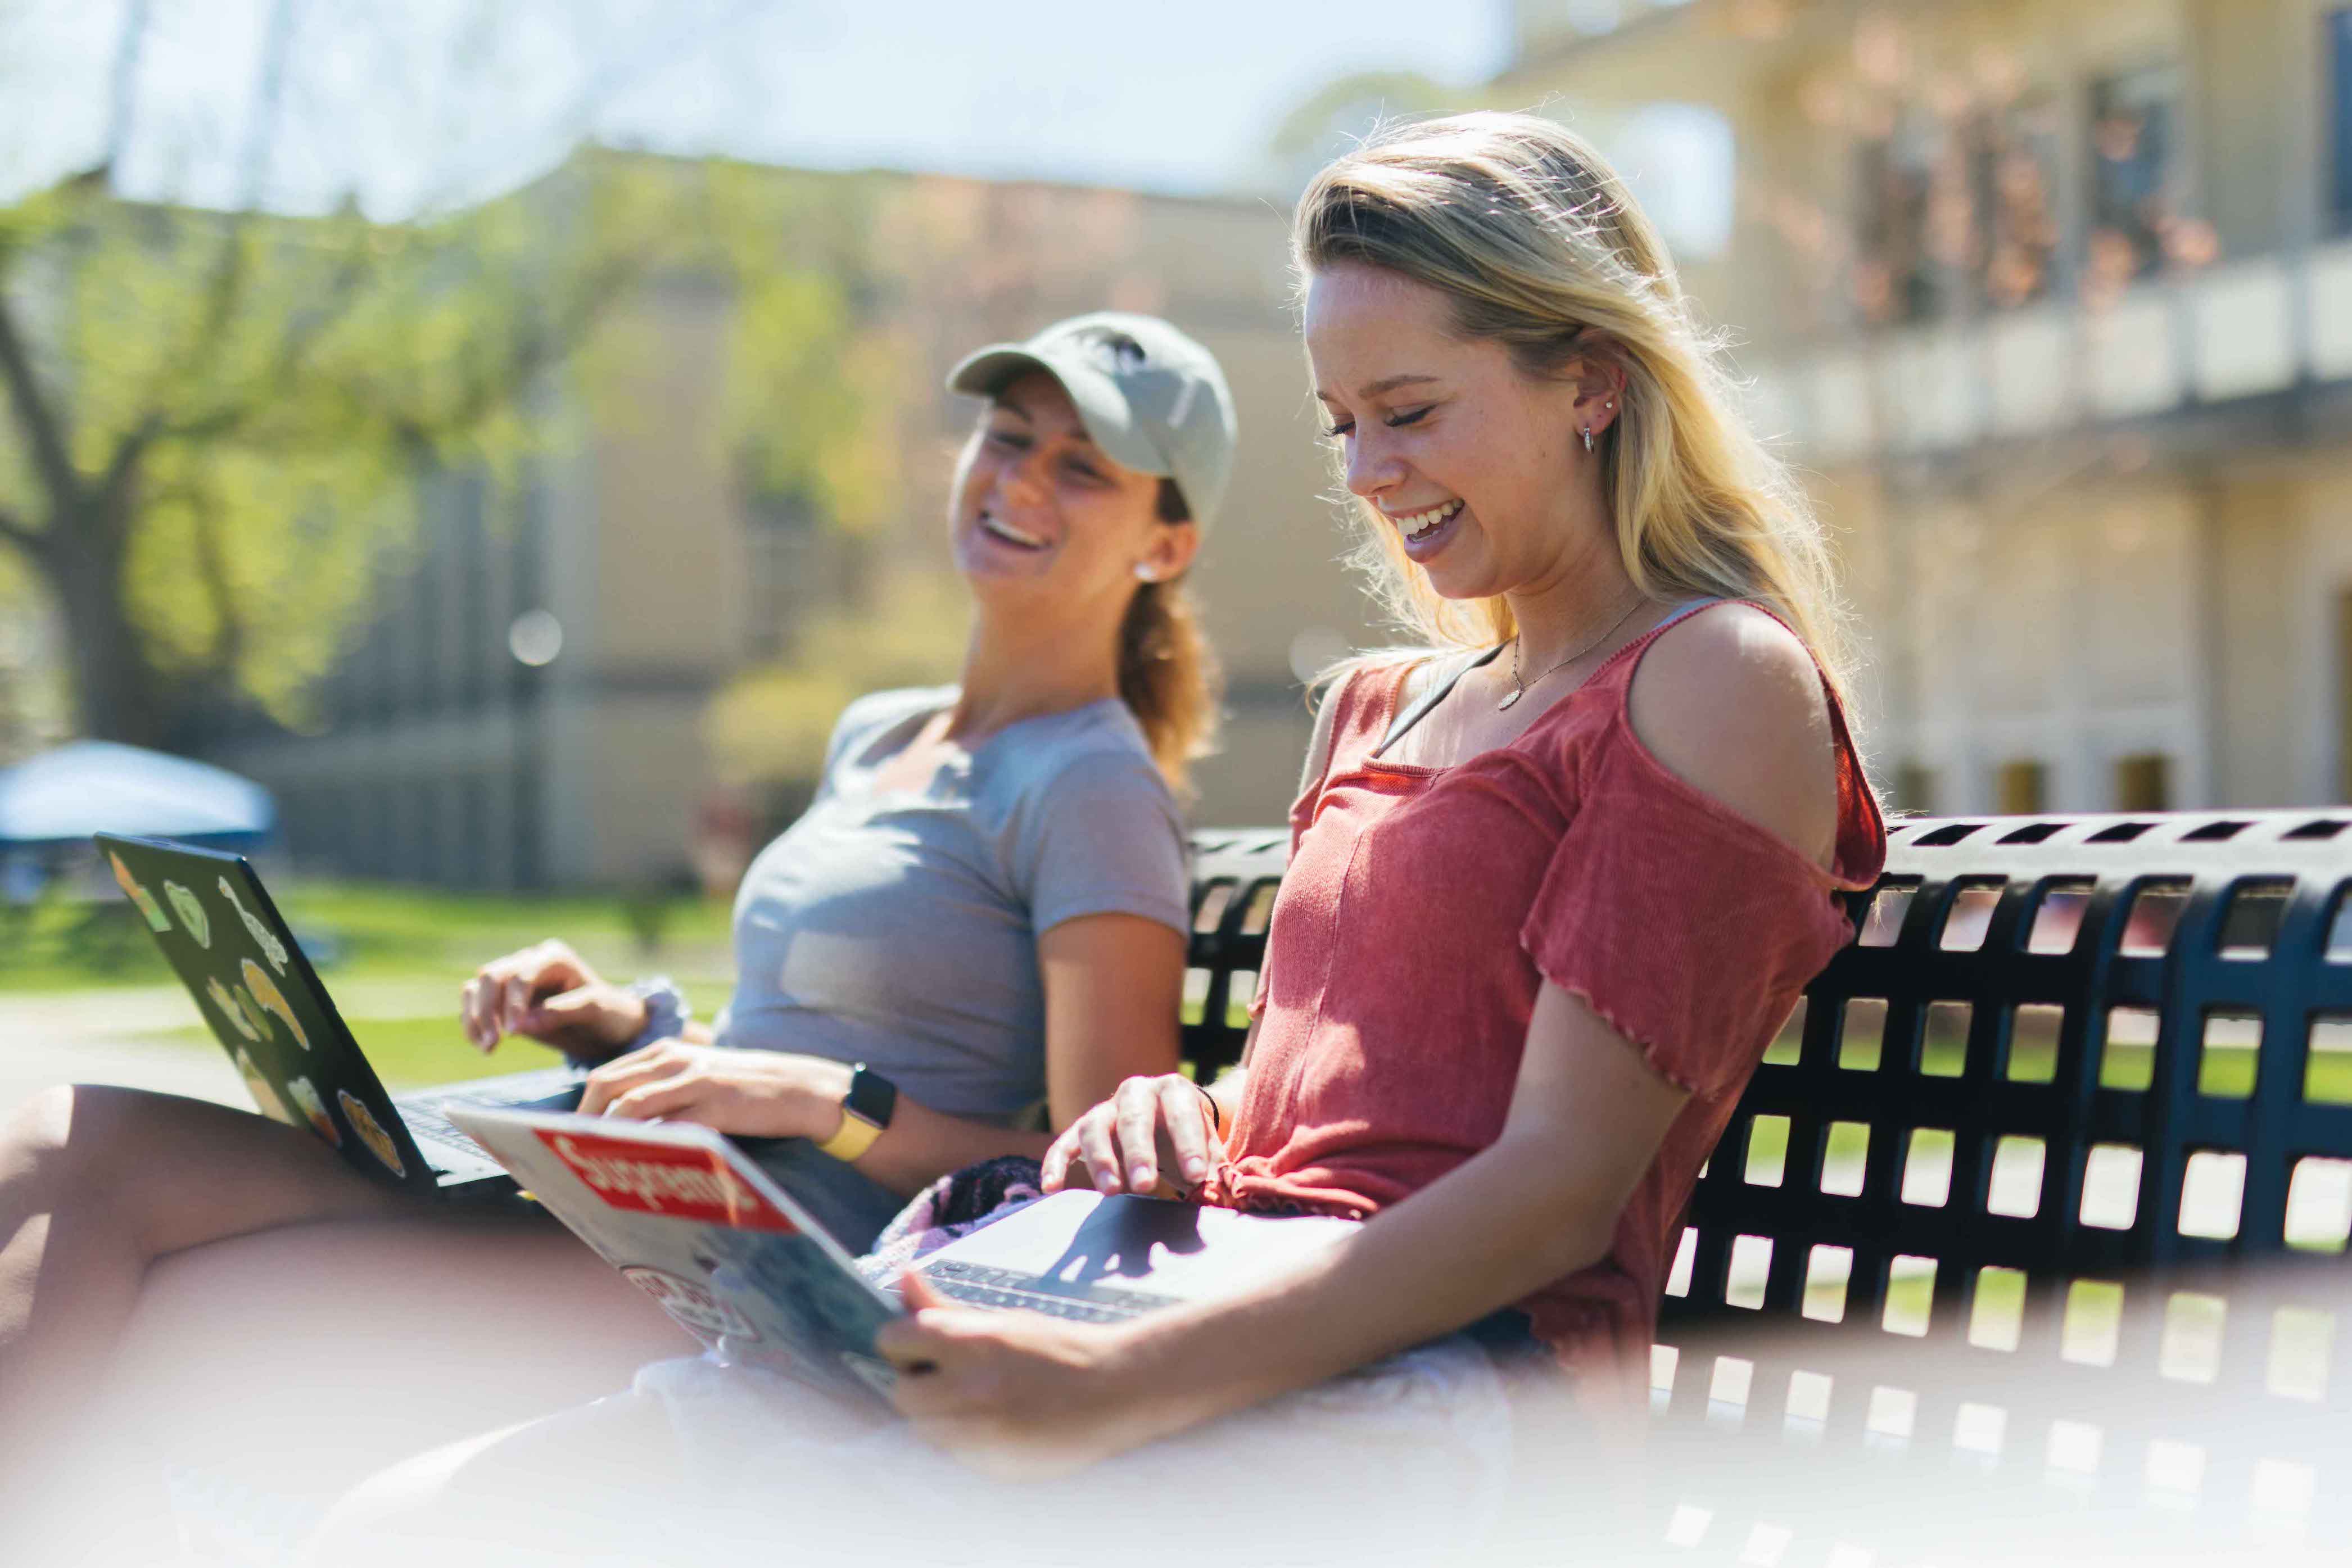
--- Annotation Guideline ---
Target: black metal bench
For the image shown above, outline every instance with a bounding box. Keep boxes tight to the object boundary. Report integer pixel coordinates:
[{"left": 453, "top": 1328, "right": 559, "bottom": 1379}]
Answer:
[{"left": 1181, "top": 814, "right": 2352, "bottom": 1558}]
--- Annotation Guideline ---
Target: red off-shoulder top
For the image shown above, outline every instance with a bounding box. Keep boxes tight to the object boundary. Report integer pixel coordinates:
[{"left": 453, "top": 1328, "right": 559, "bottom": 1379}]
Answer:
[{"left": 1203, "top": 601, "right": 1887, "bottom": 1410}]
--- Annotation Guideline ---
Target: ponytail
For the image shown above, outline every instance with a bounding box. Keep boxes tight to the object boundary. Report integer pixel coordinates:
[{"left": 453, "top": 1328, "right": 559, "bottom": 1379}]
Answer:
[{"left": 1117, "top": 478, "right": 1222, "bottom": 795}]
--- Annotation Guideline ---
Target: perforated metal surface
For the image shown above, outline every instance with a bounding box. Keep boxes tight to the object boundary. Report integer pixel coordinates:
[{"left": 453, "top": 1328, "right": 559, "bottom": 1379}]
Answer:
[
  {"left": 1648, "top": 810, "right": 2352, "bottom": 1554},
  {"left": 1182, "top": 814, "right": 2350, "bottom": 1552},
  {"left": 1657, "top": 810, "right": 2349, "bottom": 1361}
]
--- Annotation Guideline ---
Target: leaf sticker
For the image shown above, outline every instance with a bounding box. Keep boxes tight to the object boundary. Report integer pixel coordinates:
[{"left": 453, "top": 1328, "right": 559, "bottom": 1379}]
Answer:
[
  {"left": 233, "top": 1046, "right": 292, "bottom": 1125},
  {"left": 233, "top": 982, "right": 273, "bottom": 1043},
  {"left": 338, "top": 1090, "right": 404, "bottom": 1178},
  {"left": 206, "top": 976, "right": 259, "bottom": 1041},
  {"left": 109, "top": 853, "right": 173, "bottom": 933},
  {"left": 285, "top": 1076, "right": 339, "bottom": 1147},
  {"left": 241, "top": 958, "right": 307, "bottom": 1050},
  {"left": 218, "top": 877, "right": 288, "bottom": 974},
  {"left": 164, "top": 882, "right": 210, "bottom": 948}
]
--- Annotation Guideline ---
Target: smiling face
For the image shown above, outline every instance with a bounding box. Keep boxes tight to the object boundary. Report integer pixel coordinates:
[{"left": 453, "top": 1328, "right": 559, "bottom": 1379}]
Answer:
[
  {"left": 1305, "top": 262, "right": 1619, "bottom": 605},
  {"left": 947, "top": 371, "right": 1192, "bottom": 613}
]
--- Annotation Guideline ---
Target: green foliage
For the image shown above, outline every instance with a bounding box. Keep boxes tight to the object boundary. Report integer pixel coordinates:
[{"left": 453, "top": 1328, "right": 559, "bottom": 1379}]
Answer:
[
  {"left": 702, "top": 562, "right": 971, "bottom": 786},
  {"left": 0, "top": 148, "right": 901, "bottom": 738}
]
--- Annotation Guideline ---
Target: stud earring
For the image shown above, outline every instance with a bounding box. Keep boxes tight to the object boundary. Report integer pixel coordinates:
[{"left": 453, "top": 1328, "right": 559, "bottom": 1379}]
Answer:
[
  {"left": 1134, "top": 564, "right": 1159, "bottom": 582},
  {"left": 1581, "top": 425, "right": 1594, "bottom": 454}
]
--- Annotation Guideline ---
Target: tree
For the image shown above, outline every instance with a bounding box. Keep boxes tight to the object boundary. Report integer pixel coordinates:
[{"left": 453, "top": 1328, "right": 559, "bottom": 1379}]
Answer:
[
  {"left": 0, "top": 1, "right": 893, "bottom": 749},
  {"left": 701, "top": 560, "right": 970, "bottom": 792}
]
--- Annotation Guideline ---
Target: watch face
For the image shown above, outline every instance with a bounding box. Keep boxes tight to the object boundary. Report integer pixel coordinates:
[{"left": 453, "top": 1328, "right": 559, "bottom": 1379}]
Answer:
[{"left": 844, "top": 1066, "right": 897, "bottom": 1130}]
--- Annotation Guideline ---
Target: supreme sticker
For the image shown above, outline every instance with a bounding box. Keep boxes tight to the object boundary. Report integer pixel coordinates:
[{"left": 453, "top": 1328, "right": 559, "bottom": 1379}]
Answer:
[{"left": 536, "top": 1130, "right": 797, "bottom": 1232}]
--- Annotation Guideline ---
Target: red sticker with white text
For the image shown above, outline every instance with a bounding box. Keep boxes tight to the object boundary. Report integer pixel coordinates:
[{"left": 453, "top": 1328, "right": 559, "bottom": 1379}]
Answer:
[{"left": 534, "top": 1129, "right": 798, "bottom": 1232}]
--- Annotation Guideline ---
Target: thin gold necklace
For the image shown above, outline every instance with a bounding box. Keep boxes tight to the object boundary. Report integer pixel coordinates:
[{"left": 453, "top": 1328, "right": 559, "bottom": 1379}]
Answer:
[{"left": 1499, "top": 595, "right": 1648, "bottom": 711}]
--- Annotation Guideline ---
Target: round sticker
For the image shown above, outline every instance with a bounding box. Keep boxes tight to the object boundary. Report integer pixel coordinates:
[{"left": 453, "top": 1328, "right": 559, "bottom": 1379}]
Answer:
[
  {"left": 205, "top": 977, "right": 259, "bottom": 1041},
  {"left": 109, "top": 853, "right": 173, "bottom": 933},
  {"left": 621, "top": 1265, "right": 757, "bottom": 1340},
  {"left": 241, "top": 958, "right": 307, "bottom": 1050},
  {"left": 218, "top": 877, "right": 288, "bottom": 973},
  {"left": 284, "top": 1076, "right": 339, "bottom": 1147},
  {"left": 164, "top": 882, "right": 210, "bottom": 948},
  {"left": 337, "top": 1089, "right": 404, "bottom": 1178}
]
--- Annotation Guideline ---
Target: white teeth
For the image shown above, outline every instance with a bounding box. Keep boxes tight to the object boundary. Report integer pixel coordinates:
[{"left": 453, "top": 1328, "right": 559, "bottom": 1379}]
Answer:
[
  {"left": 981, "top": 513, "right": 1046, "bottom": 549},
  {"left": 1394, "top": 500, "right": 1462, "bottom": 541}
]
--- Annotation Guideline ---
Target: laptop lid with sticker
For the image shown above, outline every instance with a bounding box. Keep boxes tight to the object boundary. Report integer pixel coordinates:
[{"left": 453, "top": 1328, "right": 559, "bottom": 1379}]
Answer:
[
  {"left": 94, "top": 833, "right": 437, "bottom": 1195},
  {"left": 447, "top": 1105, "right": 903, "bottom": 1402}
]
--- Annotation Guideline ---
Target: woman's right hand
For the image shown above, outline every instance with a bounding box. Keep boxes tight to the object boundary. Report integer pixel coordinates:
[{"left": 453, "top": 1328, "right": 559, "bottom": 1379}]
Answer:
[
  {"left": 459, "top": 939, "right": 646, "bottom": 1059},
  {"left": 1041, "top": 1074, "right": 1223, "bottom": 1198}
]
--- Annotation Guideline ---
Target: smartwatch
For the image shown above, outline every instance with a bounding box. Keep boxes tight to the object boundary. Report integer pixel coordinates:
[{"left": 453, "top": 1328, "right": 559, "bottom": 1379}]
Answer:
[{"left": 815, "top": 1063, "right": 897, "bottom": 1163}]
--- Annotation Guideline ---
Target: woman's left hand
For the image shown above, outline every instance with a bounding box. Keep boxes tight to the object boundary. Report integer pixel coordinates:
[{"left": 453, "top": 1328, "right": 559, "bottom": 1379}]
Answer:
[
  {"left": 577, "top": 1041, "right": 849, "bottom": 1140},
  {"left": 878, "top": 1273, "right": 1191, "bottom": 1478}
]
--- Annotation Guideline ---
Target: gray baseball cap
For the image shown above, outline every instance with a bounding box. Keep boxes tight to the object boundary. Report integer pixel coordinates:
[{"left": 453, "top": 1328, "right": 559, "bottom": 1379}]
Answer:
[{"left": 947, "top": 311, "right": 1238, "bottom": 529}]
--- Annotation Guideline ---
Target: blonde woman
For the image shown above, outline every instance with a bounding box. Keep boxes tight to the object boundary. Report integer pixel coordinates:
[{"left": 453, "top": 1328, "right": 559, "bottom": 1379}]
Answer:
[
  {"left": 0, "top": 313, "right": 1234, "bottom": 1533},
  {"left": 899, "top": 105, "right": 1885, "bottom": 1454},
  {"left": 318, "top": 115, "right": 1885, "bottom": 1562}
]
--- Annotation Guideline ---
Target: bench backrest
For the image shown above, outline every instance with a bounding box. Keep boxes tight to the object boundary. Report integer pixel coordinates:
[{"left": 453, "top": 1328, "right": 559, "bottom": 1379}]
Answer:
[
  {"left": 1649, "top": 809, "right": 2350, "bottom": 1463},
  {"left": 1182, "top": 814, "right": 2351, "bottom": 1470},
  {"left": 1181, "top": 829, "right": 1289, "bottom": 1080}
]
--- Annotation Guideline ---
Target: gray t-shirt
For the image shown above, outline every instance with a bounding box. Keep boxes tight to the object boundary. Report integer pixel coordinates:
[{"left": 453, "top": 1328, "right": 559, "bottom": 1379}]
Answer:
[{"left": 713, "top": 687, "right": 1189, "bottom": 1129}]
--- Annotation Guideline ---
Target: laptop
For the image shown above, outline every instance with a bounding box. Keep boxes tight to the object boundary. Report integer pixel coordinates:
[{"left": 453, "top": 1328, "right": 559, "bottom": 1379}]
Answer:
[
  {"left": 97, "top": 832, "right": 592, "bottom": 1197},
  {"left": 447, "top": 1103, "right": 1358, "bottom": 1402}
]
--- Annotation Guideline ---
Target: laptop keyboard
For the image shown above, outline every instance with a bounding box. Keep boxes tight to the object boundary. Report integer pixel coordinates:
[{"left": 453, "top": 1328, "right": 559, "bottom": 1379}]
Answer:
[
  {"left": 402, "top": 1107, "right": 491, "bottom": 1161},
  {"left": 916, "top": 1259, "right": 1175, "bottom": 1323},
  {"left": 400, "top": 1077, "right": 586, "bottom": 1171}
]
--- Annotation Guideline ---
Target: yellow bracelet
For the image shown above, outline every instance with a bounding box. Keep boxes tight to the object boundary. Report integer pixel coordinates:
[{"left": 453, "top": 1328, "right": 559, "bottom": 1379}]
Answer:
[{"left": 815, "top": 1104, "right": 885, "bottom": 1163}]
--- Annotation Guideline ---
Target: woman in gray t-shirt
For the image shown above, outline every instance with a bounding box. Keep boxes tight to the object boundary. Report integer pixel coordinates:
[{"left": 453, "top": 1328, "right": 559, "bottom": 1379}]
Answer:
[{"left": 0, "top": 312, "right": 1240, "bottom": 1493}]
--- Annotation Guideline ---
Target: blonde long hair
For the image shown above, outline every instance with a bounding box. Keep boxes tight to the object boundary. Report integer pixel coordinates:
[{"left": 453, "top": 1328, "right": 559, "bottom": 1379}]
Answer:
[{"left": 1293, "top": 111, "right": 1853, "bottom": 701}]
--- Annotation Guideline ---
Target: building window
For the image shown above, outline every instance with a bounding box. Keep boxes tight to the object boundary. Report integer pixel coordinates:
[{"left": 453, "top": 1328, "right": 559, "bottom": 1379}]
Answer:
[
  {"left": 2114, "top": 753, "right": 2172, "bottom": 812},
  {"left": 1997, "top": 760, "right": 2048, "bottom": 814},
  {"left": 1976, "top": 96, "right": 2062, "bottom": 308},
  {"left": 1855, "top": 92, "right": 2062, "bottom": 323},
  {"left": 2087, "top": 64, "right": 2183, "bottom": 289},
  {"left": 1855, "top": 113, "right": 1948, "bottom": 324},
  {"left": 741, "top": 487, "right": 818, "bottom": 662},
  {"left": 2333, "top": 11, "right": 2352, "bottom": 232}
]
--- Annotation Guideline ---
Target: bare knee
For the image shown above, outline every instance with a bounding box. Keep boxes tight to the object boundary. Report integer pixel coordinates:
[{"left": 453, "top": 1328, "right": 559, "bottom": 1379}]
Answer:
[
  {"left": 1, "top": 1084, "right": 316, "bottom": 1260},
  {"left": 3, "top": 1084, "right": 108, "bottom": 1199}
]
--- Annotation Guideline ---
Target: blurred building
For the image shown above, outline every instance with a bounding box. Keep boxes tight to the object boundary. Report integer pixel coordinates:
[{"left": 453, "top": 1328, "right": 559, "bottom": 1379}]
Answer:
[
  {"left": 203, "top": 162, "right": 1360, "bottom": 889},
  {"left": 1496, "top": 0, "right": 2352, "bottom": 814},
  {"left": 218, "top": 0, "right": 2352, "bottom": 890}
]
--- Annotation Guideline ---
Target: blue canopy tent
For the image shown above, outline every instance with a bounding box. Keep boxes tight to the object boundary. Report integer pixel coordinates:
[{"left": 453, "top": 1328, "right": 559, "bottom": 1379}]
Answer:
[{"left": 0, "top": 744, "right": 278, "bottom": 894}]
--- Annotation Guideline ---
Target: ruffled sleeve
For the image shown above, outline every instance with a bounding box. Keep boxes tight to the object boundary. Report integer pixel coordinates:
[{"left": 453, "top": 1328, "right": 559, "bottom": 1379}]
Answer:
[{"left": 1517, "top": 721, "right": 1862, "bottom": 1099}]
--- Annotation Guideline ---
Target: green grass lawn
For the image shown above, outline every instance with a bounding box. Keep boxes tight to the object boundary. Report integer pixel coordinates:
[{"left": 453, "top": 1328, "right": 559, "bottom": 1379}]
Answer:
[
  {"left": 0, "top": 879, "right": 735, "bottom": 998},
  {"left": 149, "top": 1012, "right": 591, "bottom": 1092},
  {"left": 12, "top": 879, "right": 739, "bottom": 1094}
]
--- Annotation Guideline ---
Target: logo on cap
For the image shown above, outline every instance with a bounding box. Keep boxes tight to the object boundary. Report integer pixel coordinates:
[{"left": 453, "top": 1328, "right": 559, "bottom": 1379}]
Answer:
[{"left": 1085, "top": 332, "right": 1150, "bottom": 375}]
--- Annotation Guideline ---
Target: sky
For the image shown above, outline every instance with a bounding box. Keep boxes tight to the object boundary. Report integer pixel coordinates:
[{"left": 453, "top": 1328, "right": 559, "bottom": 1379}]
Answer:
[{"left": 0, "top": 0, "right": 1519, "bottom": 215}]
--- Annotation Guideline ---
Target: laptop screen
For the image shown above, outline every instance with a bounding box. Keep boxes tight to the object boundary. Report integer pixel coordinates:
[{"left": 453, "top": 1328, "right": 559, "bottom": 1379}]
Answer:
[{"left": 96, "top": 833, "right": 431, "bottom": 1191}]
